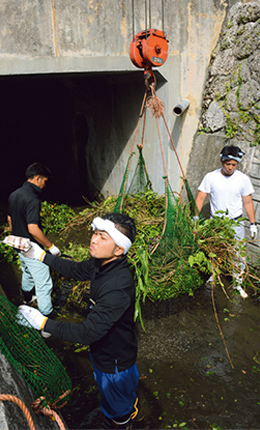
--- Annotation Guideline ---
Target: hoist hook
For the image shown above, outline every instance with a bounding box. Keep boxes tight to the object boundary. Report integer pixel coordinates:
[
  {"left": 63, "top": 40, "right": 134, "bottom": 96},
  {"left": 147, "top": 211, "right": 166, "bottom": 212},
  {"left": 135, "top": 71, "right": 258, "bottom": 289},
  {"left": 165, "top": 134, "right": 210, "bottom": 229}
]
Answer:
[
  {"left": 129, "top": 28, "right": 168, "bottom": 90},
  {"left": 144, "top": 67, "right": 156, "bottom": 90}
]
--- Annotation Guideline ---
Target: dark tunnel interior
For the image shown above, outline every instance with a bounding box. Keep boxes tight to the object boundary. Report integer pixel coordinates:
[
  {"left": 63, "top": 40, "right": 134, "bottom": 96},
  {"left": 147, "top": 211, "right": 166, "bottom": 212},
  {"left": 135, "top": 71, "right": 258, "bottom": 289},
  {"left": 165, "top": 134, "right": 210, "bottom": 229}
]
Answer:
[
  {"left": 0, "top": 71, "right": 165, "bottom": 224},
  {"left": 0, "top": 75, "right": 79, "bottom": 210}
]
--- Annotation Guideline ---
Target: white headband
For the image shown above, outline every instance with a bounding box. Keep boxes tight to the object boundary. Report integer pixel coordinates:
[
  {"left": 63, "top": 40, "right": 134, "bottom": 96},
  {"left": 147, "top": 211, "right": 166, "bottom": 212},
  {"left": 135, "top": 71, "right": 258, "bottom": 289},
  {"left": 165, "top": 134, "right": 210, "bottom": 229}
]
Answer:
[{"left": 91, "top": 217, "right": 132, "bottom": 254}]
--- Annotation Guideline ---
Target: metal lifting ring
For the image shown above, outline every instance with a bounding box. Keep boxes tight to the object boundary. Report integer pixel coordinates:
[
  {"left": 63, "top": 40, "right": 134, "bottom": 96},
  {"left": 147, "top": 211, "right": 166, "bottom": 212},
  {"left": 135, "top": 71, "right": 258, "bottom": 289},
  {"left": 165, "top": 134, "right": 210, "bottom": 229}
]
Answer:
[{"left": 144, "top": 69, "right": 156, "bottom": 90}]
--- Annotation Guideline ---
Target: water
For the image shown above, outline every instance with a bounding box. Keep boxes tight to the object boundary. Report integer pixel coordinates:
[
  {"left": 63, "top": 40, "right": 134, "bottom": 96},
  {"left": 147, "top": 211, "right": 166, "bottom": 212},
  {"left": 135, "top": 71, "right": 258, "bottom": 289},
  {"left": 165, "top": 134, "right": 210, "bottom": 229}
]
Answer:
[
  {"left": 1, "top": 260, "right": 260, "bottom": 429},
  {"left": 135, "top": 285, "right": 260, "bottom": 430},
  {"left": 48, "top": 282, "right": 260, "bottom": 430}
]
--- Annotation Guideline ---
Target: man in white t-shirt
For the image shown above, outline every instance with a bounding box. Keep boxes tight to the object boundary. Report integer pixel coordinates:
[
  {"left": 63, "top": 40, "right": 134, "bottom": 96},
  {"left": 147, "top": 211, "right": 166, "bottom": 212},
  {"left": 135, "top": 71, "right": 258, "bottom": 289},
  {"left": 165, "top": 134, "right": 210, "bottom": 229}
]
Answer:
[{"left": 195, "top": 145, "right": 257, "bottom": 297}]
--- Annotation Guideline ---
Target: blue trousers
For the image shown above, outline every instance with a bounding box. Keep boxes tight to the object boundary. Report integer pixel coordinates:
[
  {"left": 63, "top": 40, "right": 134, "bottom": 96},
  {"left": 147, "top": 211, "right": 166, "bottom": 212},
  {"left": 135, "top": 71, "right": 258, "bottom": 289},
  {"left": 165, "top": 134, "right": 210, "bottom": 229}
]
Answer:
[
  {"left": 19, "top": 253, "right": 53, "bottom": 316},
  {"left": 91, "top": 357, "right": 139, "bottom": 420}
]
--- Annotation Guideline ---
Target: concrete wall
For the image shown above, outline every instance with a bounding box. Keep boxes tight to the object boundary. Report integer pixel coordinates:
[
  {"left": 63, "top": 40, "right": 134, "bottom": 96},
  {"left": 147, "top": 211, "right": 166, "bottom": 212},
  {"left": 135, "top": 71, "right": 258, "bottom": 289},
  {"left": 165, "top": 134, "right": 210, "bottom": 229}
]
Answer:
[{"left": 0, "top": 0, "right": 229, "bottom": 201}]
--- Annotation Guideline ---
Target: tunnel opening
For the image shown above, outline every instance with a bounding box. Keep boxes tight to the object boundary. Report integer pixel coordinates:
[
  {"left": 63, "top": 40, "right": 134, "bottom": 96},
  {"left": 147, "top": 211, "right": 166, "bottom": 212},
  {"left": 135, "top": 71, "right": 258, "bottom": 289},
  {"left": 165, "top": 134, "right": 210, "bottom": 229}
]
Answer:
[{"left": 0, "top": 70, "right": 166, "bottom": 219}]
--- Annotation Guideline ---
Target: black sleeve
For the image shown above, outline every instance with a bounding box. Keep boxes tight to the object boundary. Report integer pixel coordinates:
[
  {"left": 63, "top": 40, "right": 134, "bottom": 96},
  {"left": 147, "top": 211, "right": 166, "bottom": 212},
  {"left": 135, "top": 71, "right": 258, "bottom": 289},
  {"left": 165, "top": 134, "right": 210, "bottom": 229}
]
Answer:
[
  {"left": 44, "top": 253, "right": 92, "bottom": 281},
  {"left": 45, "top": 288, "right": 131, "bottom": 345}
]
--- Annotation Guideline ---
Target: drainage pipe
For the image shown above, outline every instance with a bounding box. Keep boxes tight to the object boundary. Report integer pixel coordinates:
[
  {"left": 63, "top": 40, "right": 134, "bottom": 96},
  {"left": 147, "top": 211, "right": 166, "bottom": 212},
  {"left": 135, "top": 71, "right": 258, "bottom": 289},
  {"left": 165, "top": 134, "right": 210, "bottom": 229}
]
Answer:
[{"left": 173, "top": 99, "right": 190, "bottom": 116}]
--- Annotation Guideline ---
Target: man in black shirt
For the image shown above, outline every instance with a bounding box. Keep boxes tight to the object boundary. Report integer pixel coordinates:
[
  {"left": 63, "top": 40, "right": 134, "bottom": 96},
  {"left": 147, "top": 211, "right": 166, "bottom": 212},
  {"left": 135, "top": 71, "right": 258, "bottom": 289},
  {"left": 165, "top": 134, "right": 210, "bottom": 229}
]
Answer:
[
  {"left": 7, "top": 162, "right": 61, "bottom": 316},
  {"left": 18, "top": 212, "right": 142, "bottom": 429}
]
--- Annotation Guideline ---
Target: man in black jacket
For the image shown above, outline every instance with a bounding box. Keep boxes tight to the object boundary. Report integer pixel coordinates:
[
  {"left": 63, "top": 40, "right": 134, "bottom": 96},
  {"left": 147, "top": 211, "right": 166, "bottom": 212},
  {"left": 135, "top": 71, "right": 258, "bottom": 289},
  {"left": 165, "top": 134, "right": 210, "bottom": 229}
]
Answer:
[
  {"left": 7, "top": 162, "right": 61, "bottom": 316},
  {"left": 18, "top": 212, "right": 142, "bottom": 429}
]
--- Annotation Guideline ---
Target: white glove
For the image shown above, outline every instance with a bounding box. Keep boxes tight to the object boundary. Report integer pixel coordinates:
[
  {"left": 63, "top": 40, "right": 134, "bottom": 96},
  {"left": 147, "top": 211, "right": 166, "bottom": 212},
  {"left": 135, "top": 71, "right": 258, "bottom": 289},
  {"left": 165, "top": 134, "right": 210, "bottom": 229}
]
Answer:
[
  {"left": 21, "top": 242, "right": 46, "bottom": 261},
  {"left": 18, "top": 305, "right": 48, "bottom": 330},
  {"left": 250, "top": 223, "right": 257, "bottom": 240},
  {"left": 192, "top": 216, "right": 199, "bottom": 222},
  {"left": 47, "top": 244, "right": 61, "bottom": 256},
  {"left": 2, "top": 235, "right": 31, "bottom": 252}
]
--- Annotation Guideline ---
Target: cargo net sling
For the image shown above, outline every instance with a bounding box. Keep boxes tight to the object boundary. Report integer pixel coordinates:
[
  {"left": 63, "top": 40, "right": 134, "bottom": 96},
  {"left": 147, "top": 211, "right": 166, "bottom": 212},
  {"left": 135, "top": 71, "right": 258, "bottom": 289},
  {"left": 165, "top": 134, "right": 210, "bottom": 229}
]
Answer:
[
  {"left": 114, "top": 87, "right": 203, "bottom": 299},
  {"left": 0, "top": 296, "right": 72, "bottom": 410}
]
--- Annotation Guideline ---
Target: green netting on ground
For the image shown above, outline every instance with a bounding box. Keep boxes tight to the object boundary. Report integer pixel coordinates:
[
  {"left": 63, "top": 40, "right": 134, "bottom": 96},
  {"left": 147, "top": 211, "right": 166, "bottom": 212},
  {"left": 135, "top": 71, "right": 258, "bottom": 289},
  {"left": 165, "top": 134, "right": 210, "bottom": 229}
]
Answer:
[{"left": 0, "top": 296, "right": 72, "bottom": 408}]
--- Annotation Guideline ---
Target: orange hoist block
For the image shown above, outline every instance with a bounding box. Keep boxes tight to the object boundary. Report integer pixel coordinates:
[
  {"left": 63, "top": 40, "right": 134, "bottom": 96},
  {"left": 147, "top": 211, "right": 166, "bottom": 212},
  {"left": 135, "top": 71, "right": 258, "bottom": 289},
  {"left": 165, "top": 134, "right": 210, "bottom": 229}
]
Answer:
[{"left": 130, "top": 29, "right": 168, "bottom": 87}]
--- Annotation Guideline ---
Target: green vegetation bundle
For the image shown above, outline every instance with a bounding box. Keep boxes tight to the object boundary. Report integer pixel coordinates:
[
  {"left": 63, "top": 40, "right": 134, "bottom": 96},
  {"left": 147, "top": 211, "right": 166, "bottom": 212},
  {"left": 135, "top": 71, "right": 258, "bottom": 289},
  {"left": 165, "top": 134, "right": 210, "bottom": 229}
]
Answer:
[
  {"left": 59, "top": 189, "right": 205, "bottom": 318},
  {"left": 58, "top": 193, "right": 259, "bottom": 314},
  {"left": 189, "top": 214, "right": 256, "bottom": 294},
  {"left": 1, "top": 195, "right": 258, "bottom": 330}
]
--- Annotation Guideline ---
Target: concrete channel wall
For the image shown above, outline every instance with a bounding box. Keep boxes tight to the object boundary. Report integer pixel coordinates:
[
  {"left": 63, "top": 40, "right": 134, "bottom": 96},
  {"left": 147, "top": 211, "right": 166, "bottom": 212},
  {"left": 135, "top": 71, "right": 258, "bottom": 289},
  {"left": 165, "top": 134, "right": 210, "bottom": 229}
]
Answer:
[{"left": 0, "top": 0, "right": 229, "bottom": 199}]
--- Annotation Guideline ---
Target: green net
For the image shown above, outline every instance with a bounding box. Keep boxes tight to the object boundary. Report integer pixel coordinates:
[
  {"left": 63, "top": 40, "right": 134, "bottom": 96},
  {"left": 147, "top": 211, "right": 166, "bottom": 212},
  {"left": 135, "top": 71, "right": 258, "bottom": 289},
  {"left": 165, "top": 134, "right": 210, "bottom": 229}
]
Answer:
[
  {"left": 0, "top": 296, "right": 72, "bottom": 408},
  {"left": 127, "top": 146, "right": 152, "bottom": 195},
  {"left": 114, "top": 147, "right": 152, "bottom": 213},
  {"left": 148, "top": 178, "right": 203, "bottom": 299},
  {"left": 113, "top": 145, "right": 204, "bottom": 300},
  {"left": 112, "top": 88, "right": 204, "bottom": 300},
  {"left": 183, "top": 178, "right": 197, "bottom": 216},
  {"left": 113, "top": 152, "right": 134, "bottom": 213},
  {"left": 156, "top": 179, "right": 198, "bottom": 255},
  {"left": 182, "top": 177, "right": 204, "bottom": 222}
]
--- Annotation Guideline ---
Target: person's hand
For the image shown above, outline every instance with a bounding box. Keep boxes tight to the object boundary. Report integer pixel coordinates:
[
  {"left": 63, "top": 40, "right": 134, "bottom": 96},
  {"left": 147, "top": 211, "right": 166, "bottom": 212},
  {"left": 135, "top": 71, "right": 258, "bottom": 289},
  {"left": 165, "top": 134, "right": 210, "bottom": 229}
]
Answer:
[
  {"left": 21, "top": 242, "right": 46, "bottom": 261},
  {"left": 18, "top": 305, "right": 48, "bottom": 330},
  {"left": 250, "top": 223, "right": 257, "bottom": 240},
  {"left": 2, "top": 235, "right": 31, "bottom": 252},
  {"left": 48, "top": 244, "right": 61, "bottom": 256}
]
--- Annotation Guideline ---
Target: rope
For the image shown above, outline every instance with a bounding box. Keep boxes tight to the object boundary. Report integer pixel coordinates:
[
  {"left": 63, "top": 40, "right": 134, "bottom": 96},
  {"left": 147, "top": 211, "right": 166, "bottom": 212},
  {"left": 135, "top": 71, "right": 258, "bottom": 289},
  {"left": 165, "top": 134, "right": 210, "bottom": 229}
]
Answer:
[
  {"left": 148, "top": 0, "right": 151, "bottom": 29},
  {"left": 150, "top": 175, "right": 169, "bottom": 256},
  {"left": 162, "top": 0, "right": 165, "bottom": 32},
  {"left": 146, "top": 86, "right": 169, "bottom": 255},
  {"left": 0, "top": 394, "right": 36, "bottom": 430},
  {"left": 155, "top": 115, "right": 167, "bottom": 177},
  {"left": 210, "top": 283, "right": 234, "bottom": 369},
  {"left": 145, "top": 0, "right": 148, "bottom": 35},
  {"left": 140, "top": 94, "right": 147, "bottom": 150},
  {"left": 161, "top": 110, "right": 186, "bottom": 179},
  {"left": 49, "top": 389, "right": 72, "bottom": 410},
  {"left": 146, "top": 87, "right": 167, "bottom": 176},
  {"left": 0, "top": 394, "right": 67, "bottom": 430},
  {"left": 146, "top": 86, "right": 165, "bottom": 119},
  {"left": 130, "top": 91, "right": 148, "bottom": 154},
  {"left": 146, "top": 85, "right": 186, "bottom": 179},
  {"left": 131, "top": 0, "right": 135, "bottom": 40},
  {"left": 31, "top": 397, "right": 66, "bottom": 430},
  {"left": 147, "top": 86, "right": 192, "bottom": 203},
  {"left": 119, "top": 90, "right": 148, "bottom": 211}
]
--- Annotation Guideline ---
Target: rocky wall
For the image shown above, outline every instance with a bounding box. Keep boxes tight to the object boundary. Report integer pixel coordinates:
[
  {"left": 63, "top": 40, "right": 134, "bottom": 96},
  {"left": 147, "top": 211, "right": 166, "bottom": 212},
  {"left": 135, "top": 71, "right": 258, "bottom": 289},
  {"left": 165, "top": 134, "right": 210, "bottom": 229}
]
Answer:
[
  {"left": 0, "top": 350, "right": 66, "bottom": 429},
  {"left": 187, "top": 0, "right": 260, "bottom": 259}
]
